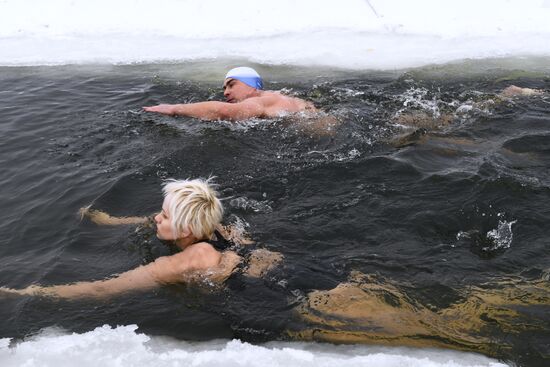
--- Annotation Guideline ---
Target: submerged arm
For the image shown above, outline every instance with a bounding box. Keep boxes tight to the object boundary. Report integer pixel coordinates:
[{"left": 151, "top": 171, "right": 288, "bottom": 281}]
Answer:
[
  {"left": 143, "top": 100, "right": 265, "bottom": 121},
  {"left": 244, "top": 249, "right": 283, "bottom": 278},
  {"left": 79, "top": 206, "right": 150, "bottom": 226},
  {"left": 216, "top": 224, "right": 255, "bottom": 246}
]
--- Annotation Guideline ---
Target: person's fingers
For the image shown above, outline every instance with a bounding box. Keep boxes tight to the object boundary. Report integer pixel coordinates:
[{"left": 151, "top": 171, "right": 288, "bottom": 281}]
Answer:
[
  {"left": 78, "top": 205, "right": 92, "bottom": 220},
  {"left": 143, "top": 105, "right": 172, "bottom": 114}
]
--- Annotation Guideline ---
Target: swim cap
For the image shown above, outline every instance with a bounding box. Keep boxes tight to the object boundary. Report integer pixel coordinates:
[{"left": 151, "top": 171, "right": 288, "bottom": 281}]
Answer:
[{"left": 225, "top": 67, "right": 263, "bottom": 90}]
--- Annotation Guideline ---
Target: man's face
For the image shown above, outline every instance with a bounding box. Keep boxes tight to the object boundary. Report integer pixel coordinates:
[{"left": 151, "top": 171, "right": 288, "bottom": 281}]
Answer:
[{"left": 223, "top": 78, "right": 255, "bottom": 103}]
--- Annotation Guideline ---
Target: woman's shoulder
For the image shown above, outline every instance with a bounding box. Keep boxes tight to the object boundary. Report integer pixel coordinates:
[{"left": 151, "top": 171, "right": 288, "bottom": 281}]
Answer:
[
  {"left": 179, "top": 242, "right": 222, "bottom": 268},
  {"left": 173, "top": 246, "right": 241, "bottom": 285}
]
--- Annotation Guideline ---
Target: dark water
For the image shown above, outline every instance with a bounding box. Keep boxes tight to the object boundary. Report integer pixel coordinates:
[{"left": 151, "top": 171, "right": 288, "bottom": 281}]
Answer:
[{"left": 1, "top": 61, "right": 549, "bottom": 366}]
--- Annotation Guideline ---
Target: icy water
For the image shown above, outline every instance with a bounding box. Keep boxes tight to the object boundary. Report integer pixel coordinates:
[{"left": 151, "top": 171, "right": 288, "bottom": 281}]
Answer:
[{"left": 0, "top": 60, "right": 549, "bottom": 366}]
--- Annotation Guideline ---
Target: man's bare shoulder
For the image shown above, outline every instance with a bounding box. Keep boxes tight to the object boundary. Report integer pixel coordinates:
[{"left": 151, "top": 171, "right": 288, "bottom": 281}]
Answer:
[
  {"left": 242, "top": 91, "right": 284, "bottom": 105},
  {"left": 248, "top": 91, "right": 315, "bottom": 114}
]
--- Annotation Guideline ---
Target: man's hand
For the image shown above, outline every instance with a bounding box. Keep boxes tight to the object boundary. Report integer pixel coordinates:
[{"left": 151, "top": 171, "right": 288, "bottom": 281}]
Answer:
[{"left": 143, "top": 104, "right": 176, "bottom": 115}]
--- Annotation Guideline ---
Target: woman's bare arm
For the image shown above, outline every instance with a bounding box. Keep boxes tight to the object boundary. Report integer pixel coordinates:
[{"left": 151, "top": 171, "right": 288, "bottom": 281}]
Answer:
[
  {"left": 79, "top": 206, "right": 150, "bottom": 226},
  {"left": 216, "top": 224, "right": 255, "bottom": 246},
  {"left": 14, "top": 264, "right": 159, "bottom": 299},
  {"left": 1, "top": 247, "right": 241, "bottom": 299},
  {"left": 244, "top": 249, "right": 283, "bottom": 278}
]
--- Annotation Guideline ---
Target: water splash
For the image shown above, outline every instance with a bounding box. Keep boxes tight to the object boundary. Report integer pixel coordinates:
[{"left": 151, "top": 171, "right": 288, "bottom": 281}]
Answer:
[
  {"left": 485, "top": 220, "right": 517, "bottom": 251},
  {"left": 456, "top": 218, "right": 517, "bottom": 255},
  {"left": 229, "top": 197, "right": 273, "bottom": 213},
  {"left": 396, "top": 87, "right": 442, "bottom": 119}
]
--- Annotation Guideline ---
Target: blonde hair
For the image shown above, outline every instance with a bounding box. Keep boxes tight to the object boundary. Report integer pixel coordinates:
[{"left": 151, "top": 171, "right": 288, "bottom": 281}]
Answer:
[{"left": 162, "top": 178, "right": 223, "bottom": 240}]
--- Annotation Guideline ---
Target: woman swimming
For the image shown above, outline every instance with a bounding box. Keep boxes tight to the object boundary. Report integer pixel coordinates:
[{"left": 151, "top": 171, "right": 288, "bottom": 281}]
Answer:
[{"left": 0, "top": 178, "right": 282, "bottom": 299}]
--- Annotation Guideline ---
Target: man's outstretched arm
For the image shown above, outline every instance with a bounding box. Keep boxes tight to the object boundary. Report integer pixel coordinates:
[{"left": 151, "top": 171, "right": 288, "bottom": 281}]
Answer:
[{"left": 143, "top": 100, "right": 265, "bottom": 121}]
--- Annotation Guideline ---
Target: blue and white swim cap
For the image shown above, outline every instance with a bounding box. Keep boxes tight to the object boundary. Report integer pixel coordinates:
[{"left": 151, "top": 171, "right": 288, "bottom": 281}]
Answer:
[{"left": 225, "top": 67, "right": 263, "bottom": 90}]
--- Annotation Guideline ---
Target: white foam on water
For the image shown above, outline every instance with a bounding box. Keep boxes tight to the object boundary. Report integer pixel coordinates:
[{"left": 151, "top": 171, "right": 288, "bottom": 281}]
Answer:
[
  {"left": 0, "top": 325, "right": 510, "bottom": 367},
  {"left": 485, "top": 220, "right": 517, "bottom": 251},
  {"left": 1, "top": 0, "right": 550, "bottom": 69},
  {"left": 229, "top": 196, "right": 273, "bottom": 213}
]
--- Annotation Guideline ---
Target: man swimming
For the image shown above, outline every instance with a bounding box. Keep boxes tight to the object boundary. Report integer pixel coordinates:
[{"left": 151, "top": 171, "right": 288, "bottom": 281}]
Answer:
[{"left": 143, "top": 67, "right": 316, "bottom": 121}]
